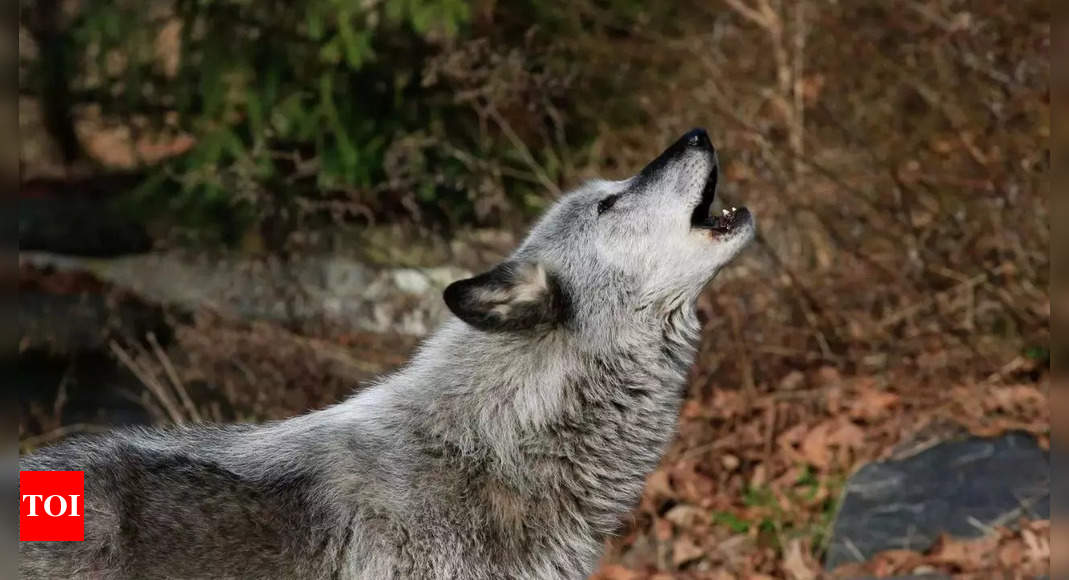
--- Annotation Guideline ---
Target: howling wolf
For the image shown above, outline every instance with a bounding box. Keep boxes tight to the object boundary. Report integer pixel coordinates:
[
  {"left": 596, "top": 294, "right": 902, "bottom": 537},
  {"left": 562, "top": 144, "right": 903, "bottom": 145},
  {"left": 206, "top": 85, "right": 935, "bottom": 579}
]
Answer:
[{"left": 20, "top": 129, "right": 755, "bottom": 579}]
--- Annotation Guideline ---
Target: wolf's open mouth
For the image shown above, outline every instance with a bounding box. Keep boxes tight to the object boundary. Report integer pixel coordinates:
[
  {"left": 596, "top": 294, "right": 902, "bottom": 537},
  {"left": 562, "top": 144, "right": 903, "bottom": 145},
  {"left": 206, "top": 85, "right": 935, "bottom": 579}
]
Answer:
[
  {"left": 689, "top": 167, "right": 749, "bottom": 234},
  {"left": 694, "top": 205, "right": 748, "bottom": 234}
]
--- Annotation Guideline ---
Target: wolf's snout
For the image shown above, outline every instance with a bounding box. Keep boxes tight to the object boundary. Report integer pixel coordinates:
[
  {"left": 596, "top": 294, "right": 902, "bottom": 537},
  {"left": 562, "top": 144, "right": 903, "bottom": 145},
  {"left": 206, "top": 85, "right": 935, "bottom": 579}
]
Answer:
[
  {"left": 669, "top": 128, "right": 714, "bottom": 158},
  {"left": 683, "top": 128, "right": 712, "bottom": 150},
  {"left": 639, "top": 128, "right": 716, "bottom": 181}
]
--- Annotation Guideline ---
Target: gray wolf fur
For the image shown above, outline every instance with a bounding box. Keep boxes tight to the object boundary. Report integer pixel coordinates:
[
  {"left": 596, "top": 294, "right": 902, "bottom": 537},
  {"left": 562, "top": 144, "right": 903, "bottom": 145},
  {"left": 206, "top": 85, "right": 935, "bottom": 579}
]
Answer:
[{"left": 20, "top": 129, "right": 755, "bottom": 579}]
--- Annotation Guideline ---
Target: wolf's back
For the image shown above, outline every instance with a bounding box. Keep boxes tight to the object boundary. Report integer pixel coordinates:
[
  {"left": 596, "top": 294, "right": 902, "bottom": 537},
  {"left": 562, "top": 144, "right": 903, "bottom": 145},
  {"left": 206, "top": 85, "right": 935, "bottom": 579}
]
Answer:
[{"left": 19, "top": 428, "right": 353, "bottom": 579}]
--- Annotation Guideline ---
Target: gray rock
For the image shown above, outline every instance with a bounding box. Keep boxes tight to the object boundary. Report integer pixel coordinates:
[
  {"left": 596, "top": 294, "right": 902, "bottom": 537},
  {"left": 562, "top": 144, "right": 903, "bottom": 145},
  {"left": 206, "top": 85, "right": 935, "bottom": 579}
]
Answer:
[
  {"left": 20, "top": 251, "right": 471, "bottom": 337},
  {"left": 825, "top": 432, "right": 1049, "bottom": 571}
]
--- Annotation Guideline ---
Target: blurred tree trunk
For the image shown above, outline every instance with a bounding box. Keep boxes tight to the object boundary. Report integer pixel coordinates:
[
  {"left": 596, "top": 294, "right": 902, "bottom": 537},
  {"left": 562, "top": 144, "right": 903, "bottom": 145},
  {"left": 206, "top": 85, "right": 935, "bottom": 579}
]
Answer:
[{"left": 24, "top": 0, "right": 81, "bottom": 171}]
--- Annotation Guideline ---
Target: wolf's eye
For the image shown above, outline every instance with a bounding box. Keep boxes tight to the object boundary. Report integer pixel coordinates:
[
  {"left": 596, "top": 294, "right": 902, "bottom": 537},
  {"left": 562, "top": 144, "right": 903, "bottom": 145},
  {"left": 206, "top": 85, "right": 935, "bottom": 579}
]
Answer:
[{"left": 596, "top": 194, "right": 620, "bottom": 215}]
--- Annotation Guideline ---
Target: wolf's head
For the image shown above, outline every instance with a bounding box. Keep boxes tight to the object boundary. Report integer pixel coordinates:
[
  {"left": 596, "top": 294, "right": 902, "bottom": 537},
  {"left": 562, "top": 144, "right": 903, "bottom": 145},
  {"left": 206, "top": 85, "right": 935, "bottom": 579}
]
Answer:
[{"left": 444, "top": 129, "right": 754, "bottom": 339}]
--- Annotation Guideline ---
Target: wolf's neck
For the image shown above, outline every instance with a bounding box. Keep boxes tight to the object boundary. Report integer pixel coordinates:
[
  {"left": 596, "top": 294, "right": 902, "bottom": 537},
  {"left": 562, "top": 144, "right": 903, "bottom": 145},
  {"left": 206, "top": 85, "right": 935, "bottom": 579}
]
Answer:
[{"left": 382, "top": 309, "right": 700, "bottom": 533}]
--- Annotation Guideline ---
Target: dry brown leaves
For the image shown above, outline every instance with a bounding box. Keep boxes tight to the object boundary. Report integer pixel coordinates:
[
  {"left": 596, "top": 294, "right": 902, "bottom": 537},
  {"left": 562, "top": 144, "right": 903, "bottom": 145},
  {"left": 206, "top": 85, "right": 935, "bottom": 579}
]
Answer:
[
  {"left": 831, "top": 520, "right": 1050, "bottom": 579},
  {"left": 942, "top": 383, "right": 1051, "bottom": 445},
  {"left": 595, "top": 521, "right": 1051, "bottom": 579},
  {"left": 596, "top": 361, "right": 1049, "bottom": 578}
]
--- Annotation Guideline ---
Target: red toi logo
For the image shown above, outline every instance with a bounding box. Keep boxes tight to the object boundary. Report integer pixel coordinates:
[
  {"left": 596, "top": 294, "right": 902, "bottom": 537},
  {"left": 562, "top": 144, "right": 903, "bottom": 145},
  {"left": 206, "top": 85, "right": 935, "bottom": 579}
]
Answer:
[{"left": 20, "top": 471, "right": 85, "bottom": 541}]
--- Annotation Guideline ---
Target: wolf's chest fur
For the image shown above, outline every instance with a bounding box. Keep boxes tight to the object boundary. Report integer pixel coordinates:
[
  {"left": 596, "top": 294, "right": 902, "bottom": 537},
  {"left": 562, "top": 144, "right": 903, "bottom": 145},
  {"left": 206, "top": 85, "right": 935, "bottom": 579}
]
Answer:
[{"left": 338, "top": 312, "right": 702, "bottom": 578}]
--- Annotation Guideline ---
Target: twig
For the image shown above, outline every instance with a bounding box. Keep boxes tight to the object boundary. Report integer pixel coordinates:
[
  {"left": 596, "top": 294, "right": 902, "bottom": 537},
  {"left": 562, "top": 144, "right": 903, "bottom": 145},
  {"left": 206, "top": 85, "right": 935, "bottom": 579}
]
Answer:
[
  {"left": 727, "top": 302, "right": 758, "bottom": 397},
  {"left": 878, "top": 271, "right": 987, "bottom": 329},
  {"left": 484, "top": 102, "right": 562, "bottom": 198},
  {"left": 790, "top": 0, "right": 806, "bottom": 178},
  {"left": 442, "top": 143, "right": 548, "bottom": 186},
  {"left": 679, "top": 433, "right": 735, "bottom": 461},
  {"left": 722, "top": 0, "right": 771, "bottom": 29},
  {"left": 110, "top": 340, "right": 187, "bottom": 425},
  {"left": 982, "top": 356, "right": 1027, "bottom": 385},
  {"left": 114, "top": 386, "right": 167, "bottom": 424},
  {"left": 147, "top": 332, "right": 202, "bottom": 422},
  {"left": 53, "top": 365, "right": 72, "bottom": 420},
  {"left": 763, "top": 402, "right": 778, "bottom": 465},
  {"left": 754, "top": 231, "right": 836, "bottom": 359}
]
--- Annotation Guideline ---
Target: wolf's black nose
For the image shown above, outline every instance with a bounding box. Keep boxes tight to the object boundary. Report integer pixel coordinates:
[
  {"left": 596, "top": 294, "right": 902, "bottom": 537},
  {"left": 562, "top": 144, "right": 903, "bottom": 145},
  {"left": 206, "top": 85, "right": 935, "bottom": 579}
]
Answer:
[{"left": 683, "top": 128, "right": 711, "bottom": 150}]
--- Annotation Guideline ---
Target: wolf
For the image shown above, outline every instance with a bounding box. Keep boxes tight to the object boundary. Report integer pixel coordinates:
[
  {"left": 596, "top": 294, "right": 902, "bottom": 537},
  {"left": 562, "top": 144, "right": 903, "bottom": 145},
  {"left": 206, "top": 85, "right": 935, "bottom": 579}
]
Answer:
[{"left": 19, "top": 128, "right": 754, "bottom": 579}]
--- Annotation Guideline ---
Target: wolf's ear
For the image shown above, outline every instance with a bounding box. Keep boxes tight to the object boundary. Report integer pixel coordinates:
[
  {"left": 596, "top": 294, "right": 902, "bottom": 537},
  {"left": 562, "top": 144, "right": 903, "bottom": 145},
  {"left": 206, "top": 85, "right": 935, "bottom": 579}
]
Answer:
[{"left": 443, "top": 261, "right": 568, "bottom": 332}]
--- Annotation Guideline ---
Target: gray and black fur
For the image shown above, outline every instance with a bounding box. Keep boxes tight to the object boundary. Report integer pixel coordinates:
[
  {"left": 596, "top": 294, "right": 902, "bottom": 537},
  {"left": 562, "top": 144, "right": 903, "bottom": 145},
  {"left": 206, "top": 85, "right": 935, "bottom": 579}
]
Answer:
[{"left": 20, "top": 129, "right": 755, "bottom": 579}]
